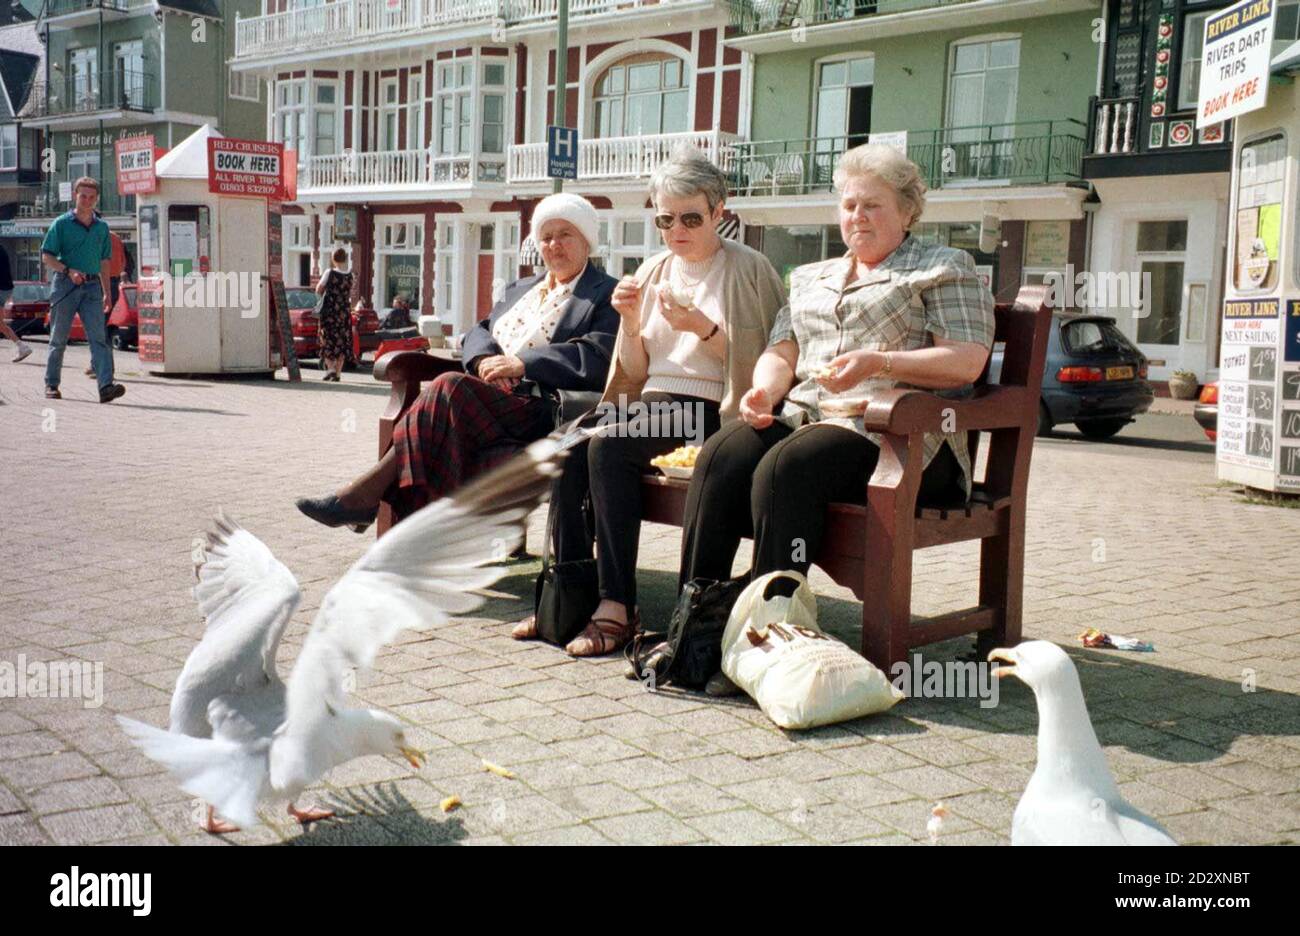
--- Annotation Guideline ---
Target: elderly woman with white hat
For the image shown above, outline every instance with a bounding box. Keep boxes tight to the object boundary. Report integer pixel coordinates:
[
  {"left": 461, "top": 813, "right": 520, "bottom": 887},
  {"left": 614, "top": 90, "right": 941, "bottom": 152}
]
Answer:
[{"left": 296, "top": 192, "right": 619, "bottom": 530}]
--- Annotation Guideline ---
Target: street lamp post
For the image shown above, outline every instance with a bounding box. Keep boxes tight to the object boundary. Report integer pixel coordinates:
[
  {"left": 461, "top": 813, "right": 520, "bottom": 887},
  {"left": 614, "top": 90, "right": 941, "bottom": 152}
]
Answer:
[{"left": 553, "top": 0, "right": 569, "bottom": 194}]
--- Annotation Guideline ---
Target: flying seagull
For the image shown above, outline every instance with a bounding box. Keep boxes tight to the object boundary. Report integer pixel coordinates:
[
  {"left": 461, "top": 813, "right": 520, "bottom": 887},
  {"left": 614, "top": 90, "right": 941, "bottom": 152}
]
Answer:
[
  {"left": 987, "top": 640, "right": 1178, "bottom": 846},
  {"left": 118, "top": 436, "right": 567, "bottom": 833}
]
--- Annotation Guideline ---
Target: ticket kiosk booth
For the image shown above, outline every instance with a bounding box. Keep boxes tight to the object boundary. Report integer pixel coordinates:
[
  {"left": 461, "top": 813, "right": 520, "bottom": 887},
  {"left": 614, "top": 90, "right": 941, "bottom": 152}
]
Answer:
[
  {"left": 1215, "top": 42, "right": 1300, "bottom": 491},
  {"left": 136, "top": 125, "right": 274, "bottom": 375}
]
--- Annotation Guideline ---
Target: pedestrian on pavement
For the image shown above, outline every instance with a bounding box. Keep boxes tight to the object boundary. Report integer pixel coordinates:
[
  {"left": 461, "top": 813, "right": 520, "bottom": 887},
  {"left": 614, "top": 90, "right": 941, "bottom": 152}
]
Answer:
[
  {"left": 85, "top": 223, "right": 127, "bottom": 379},
  {"left": 0, "top": 247, "right": 34, "bottom": 363},
  {"left": 41, "top": 177, "right": 125, "bottom": 403},
  {"left": 295, "top": 192, "right": 619, "bottom": 534},
  {"left": 315, "top": 247, "right": 354, "bottom": 382},
  {"left": 677, "top": 142, "right": 994, "bottom": 598},
  {"left": 513, "top": 149, "right": 786, "bottom": 657}
]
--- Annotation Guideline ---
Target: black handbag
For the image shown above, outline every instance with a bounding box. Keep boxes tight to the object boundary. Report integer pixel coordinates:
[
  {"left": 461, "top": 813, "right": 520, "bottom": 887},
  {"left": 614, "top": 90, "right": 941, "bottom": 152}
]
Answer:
[
  {"left": 627, "top": 576, "right": 748, "bottom": 690},
  {"left": 532, "top": 476, "right": 599, "bottom": 647}
]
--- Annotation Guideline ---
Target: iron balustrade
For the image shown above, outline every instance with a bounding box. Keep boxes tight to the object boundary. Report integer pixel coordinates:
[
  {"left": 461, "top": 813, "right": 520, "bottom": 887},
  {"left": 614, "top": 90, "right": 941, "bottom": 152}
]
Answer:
[
  {"left": 30, "top": 69, "right": 158, "bottom": 118},
  {"left": 727, "top": 120, "right": 1086, "bottom": 197}
]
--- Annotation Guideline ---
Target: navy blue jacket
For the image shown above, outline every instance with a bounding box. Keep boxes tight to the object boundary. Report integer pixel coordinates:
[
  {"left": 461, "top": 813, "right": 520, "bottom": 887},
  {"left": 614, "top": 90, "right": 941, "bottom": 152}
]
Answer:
[{"left": 461, "top": 264, "right": 619, "bottom": 391}]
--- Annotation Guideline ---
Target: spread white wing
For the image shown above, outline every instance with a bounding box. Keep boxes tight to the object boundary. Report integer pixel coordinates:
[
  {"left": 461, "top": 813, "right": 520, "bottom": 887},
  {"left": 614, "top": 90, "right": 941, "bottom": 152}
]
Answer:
[
  {"left": 269, "top": 437, "right": 568, "bottom": 793},
  {"left": 169, "top": 513, "right": 300, "bottom": 737}
]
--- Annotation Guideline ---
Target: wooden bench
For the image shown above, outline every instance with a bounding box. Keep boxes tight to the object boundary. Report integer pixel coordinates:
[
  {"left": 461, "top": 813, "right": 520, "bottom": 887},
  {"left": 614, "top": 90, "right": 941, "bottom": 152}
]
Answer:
[{"left": 375, "top": 285, "right": 1052, "bottom": 670}]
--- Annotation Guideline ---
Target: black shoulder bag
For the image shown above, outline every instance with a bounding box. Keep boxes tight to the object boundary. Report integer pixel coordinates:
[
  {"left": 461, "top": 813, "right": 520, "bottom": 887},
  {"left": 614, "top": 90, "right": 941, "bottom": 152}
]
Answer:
[
  {"left": 626, "top": 576, "right": 748, "bottom": 690},
  {"left": 532, "top": 475, "right": 600, "bottom": 647}
]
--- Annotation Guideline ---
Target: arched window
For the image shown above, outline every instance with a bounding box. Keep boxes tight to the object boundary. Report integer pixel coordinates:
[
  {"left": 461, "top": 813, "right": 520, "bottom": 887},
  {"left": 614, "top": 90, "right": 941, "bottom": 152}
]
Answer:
[{"left": 593, "top": 54, "right": 688, "bottom": 138}]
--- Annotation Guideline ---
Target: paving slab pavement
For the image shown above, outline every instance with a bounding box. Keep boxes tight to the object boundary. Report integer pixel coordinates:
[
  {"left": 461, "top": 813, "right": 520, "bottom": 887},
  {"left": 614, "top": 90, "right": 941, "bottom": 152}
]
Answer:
[{"left": 1, "top": 344, "right": 1297, "bottom": 844}]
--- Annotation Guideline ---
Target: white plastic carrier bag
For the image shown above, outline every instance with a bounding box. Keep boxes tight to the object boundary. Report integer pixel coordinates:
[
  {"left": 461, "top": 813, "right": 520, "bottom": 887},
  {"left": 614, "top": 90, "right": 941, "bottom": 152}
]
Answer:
[{"left": 721, "top": 571, "right": 903, "bottom": 730}]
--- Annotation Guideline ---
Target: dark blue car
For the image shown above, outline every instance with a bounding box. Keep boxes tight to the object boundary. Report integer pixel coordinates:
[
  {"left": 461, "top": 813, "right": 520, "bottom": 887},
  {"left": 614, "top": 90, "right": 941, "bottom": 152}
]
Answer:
[{"left": 994, "top": 313, "right": 1154, "bottom": 440}]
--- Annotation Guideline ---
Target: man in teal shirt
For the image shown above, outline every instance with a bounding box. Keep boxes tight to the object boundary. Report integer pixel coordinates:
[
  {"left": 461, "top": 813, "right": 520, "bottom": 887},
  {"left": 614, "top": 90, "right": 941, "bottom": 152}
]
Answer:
[{"left": 41, "top": 176, "right": 124, "bottom": 402}]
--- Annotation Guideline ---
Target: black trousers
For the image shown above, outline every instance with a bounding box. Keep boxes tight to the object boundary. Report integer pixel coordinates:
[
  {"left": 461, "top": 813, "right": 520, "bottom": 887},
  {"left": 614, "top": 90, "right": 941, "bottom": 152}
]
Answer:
[
  {"left": 679, "top": 419, "right": 963, "bottom": 587},
  {"left": 551, "top": 391, "right": 721, "bottom": 608}
]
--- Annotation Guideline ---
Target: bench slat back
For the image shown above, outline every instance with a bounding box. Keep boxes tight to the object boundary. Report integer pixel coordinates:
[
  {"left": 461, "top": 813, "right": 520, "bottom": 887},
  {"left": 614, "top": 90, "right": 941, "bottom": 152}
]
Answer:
[{"left": 968, "top": 284, "right": 1052, "bottom": 500}]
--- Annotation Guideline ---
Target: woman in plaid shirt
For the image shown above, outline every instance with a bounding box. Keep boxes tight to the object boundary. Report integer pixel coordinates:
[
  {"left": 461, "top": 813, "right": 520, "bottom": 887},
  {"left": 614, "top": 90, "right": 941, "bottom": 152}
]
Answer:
[{"left": 678, "top": 143, "right": 995, "bottom": 612}]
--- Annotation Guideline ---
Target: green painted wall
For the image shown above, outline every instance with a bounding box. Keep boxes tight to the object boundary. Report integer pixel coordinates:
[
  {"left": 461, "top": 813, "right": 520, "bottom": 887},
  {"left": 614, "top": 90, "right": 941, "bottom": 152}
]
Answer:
[{"left": 748, "top": 10, "right": 1100, "bottom": 141}]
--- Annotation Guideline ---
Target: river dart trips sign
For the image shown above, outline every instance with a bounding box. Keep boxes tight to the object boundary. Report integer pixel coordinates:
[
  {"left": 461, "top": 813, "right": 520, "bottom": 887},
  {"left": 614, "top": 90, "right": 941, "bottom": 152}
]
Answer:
[{"left": 1197, "top": 0, "right": 1278, "bottom": 128}]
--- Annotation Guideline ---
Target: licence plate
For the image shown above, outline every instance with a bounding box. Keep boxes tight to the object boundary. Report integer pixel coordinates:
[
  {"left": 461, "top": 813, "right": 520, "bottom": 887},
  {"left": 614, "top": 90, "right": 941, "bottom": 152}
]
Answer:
[{"left": 1106, "top": 365, "right": 1134, "bottom": 380}]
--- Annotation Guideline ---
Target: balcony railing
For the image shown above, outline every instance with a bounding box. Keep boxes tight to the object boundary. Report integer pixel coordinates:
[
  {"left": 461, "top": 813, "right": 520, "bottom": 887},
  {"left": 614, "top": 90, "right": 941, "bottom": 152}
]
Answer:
[
  {"left": 235, "top": 0, "right": 710, "bottom": 59},
  {"left": 29, "top": 70, "right": 158, "bottom": 119},
  {"left": 508, "top": 129, "right": 741, "bottom": 184},
  {"left": 1090, "top": 97, "right": 1140, "bottom": 155},
  {"left": 299, "top": 147, "right": 502, "bottom": 191},
  {"left": 42, "top": 0, "right": 151, "bottom": 16},
  {"left": 728, "top": 120, "right": 1086, "bottom": 197},
  {"left": 727, "top": 0, "right": 976, "bottom": 35}
]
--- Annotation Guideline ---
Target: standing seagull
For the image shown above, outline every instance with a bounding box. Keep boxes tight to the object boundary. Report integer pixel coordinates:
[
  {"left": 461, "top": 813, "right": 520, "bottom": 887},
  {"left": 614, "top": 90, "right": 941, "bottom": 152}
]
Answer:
[
  {"left": 118, "top": 436, "right": 568, "bottom": 833},
  {"left": 987, "top": 641, "right": 1177, "bottom": 846}
]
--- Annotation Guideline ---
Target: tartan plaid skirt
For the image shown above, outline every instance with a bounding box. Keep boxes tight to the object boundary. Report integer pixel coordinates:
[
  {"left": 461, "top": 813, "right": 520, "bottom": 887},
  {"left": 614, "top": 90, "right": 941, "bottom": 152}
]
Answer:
[{"left": 386, "top": 371, "right": 553, "bottom": 519}]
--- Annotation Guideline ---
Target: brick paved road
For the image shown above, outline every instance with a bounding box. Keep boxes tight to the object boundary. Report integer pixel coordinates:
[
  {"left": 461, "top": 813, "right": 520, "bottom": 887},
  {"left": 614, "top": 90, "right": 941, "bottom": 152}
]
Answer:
[{"left": 2, "top": 345, "right": 1297, "bottom": 845}]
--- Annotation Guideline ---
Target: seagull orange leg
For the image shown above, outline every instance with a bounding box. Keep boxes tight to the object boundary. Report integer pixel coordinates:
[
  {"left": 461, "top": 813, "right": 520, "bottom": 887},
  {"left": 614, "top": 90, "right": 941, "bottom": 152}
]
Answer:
[
  {"left": 288, "top": 802, "right": 335, "bottom": 824},
  {"left": 203, "top": 804, "right": 239, "bottom": 835}
]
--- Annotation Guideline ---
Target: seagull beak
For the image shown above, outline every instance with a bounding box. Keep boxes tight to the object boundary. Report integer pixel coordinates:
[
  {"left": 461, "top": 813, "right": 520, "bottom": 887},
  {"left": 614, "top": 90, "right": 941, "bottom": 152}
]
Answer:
[
  {"left": 399, "top": 745, "right": 426, "bottom": 769},
  {"left": 987, "top": 648, "right": 1018, "bottom": 679}
]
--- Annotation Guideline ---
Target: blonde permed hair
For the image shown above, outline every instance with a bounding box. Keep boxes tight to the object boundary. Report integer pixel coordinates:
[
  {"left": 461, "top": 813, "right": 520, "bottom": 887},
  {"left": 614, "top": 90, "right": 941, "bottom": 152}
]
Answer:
[{"left": 832, "top": 143, "right": 927, "bottom": 229}]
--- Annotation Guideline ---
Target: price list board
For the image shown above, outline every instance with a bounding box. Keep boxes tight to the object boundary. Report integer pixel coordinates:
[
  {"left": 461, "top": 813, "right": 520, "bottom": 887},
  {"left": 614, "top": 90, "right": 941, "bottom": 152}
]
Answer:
[
  {"left": 1281, "top": 301, "right": 1300, "bottom": 488},
  {"left": 1217, "top": 299, "right": 1300, "bottom": 491}
]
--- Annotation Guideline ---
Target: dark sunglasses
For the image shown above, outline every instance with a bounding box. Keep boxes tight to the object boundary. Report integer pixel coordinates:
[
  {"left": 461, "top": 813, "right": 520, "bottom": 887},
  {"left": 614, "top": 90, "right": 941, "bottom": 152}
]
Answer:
[{"left": 654, "top": 212, "right": 707, "bottom": 230}]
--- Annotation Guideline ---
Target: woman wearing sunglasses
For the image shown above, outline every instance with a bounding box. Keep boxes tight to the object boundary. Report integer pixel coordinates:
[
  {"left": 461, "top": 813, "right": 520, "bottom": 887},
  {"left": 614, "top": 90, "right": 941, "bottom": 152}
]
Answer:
[{"left": 515, "top": 147, "right": 786, "bottom": 656}]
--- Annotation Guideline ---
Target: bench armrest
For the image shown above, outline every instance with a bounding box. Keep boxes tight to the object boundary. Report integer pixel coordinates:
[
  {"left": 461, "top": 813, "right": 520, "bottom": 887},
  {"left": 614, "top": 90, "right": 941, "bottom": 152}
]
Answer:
[
  {"left": 860, "top": 385, "right": 1035, "bottom": 435},
  {"left": 373, "top": 349, "right": 461, "bottom": 384}
]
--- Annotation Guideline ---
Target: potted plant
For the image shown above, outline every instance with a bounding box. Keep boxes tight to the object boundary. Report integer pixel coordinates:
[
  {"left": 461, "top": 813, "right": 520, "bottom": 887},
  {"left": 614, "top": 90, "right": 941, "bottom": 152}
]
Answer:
[{"left": 1169, "top": 369, "right": 1199, "bottom": 400}]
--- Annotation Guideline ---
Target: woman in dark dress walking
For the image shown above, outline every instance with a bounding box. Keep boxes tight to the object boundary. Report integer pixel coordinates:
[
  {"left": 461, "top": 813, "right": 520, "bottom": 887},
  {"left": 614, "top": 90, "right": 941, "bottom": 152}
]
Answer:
[{"left": 316, "top": 247, "right": 354, "bottom": 381}]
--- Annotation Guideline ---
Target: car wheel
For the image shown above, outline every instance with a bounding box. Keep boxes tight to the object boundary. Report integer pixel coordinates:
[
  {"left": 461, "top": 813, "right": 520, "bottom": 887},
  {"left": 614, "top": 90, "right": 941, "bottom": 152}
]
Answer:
[
  {"left": 1037, "top": 401, "right": 1053, "bottom": 436},
  {"left": 1075, "top": 418, "right": 1129, "bottom": 440},
  {"left": 110, "top": 328, "right": 128, "bottom": 351}
]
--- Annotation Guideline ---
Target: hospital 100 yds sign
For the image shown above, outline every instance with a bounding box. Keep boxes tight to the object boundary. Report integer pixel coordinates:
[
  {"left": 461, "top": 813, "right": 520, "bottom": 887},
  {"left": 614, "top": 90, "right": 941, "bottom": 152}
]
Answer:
[
  {"left": 1196, "top": 0, "right": 1278, "bottom": 128},
  {"left": 207, "top": 138, "right": 288, "bottom": 200}
]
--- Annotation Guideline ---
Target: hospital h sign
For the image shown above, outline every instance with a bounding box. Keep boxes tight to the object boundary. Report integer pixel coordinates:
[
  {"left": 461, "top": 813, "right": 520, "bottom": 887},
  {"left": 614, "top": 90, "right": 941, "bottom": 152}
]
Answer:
[{"left": 547, "top": 125, "right": 578, "bottom": 180}]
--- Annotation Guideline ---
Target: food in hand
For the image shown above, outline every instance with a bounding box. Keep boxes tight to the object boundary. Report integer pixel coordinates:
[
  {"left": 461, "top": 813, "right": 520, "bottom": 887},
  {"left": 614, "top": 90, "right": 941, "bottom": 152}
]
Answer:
[
  {"left": 810, "top": 363, "right": 838, "bottom": 380},
  {"left": 660, "top": 282, "right": 696, "bottom": 309},
  {"left": 651, "top": 445, "right": 702, "bottom": 469}
]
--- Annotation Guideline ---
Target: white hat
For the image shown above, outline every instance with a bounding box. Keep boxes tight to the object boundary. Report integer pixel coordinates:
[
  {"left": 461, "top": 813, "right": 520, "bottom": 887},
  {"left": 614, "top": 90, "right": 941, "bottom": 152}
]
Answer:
[{"left": 530, "top": 192, "right": 599, "bottom": 256}]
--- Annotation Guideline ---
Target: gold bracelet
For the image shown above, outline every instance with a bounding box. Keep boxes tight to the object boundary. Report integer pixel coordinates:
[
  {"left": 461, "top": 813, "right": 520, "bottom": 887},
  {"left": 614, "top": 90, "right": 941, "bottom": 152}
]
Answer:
[{"left": 881, "top": 351, "right": 893, "bottom": 377}]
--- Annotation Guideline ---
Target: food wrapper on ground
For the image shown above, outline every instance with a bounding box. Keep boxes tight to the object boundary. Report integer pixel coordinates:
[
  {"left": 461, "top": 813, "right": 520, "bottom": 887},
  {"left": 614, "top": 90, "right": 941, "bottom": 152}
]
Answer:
[
  {"left": 1079, "top": 627, "right": 1155, "bottom": 652},
  {"left": 440, "top": 796, "right": 461, "bottom": 813}
]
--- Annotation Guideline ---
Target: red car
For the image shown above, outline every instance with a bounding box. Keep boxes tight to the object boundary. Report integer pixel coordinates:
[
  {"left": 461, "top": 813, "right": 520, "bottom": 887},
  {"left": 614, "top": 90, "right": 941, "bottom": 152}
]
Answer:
[
  {"left": 1194, "top": 382, "right": 1217, "bottom": 441},
  {"left": 44, "top": 308, "right": 87, "bottom": 342},
  {"left": 3, "top": 281, "right": 51, "bottom": 336},
  {"left": 285, "top": 288, "right": 362, "bottom": 366},
  {"left": 108, "top": 283, "right": 139, "bottom": 350}
]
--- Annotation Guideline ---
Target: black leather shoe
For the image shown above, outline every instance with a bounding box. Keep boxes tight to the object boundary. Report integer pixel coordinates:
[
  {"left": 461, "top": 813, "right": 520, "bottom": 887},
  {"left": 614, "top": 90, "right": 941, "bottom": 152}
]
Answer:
[
  {"left": 296, "top": 495, "right": 378, "bottom": 533},
  {"left": 98, "top": 383, "right": 125, "bottom": 404},
  {"left": 45, "top": 387, "right": 62, "bottom": 399}
]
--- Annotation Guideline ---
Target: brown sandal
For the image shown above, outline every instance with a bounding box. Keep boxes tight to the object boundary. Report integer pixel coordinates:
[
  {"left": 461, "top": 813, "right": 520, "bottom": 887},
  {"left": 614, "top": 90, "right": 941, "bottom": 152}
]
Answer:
[
  {"left": 565, "top": 613, "right": 638, "bottom": 658},
  {"left": 511, "top": 616, "right": 538, "bottom": 640}
]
